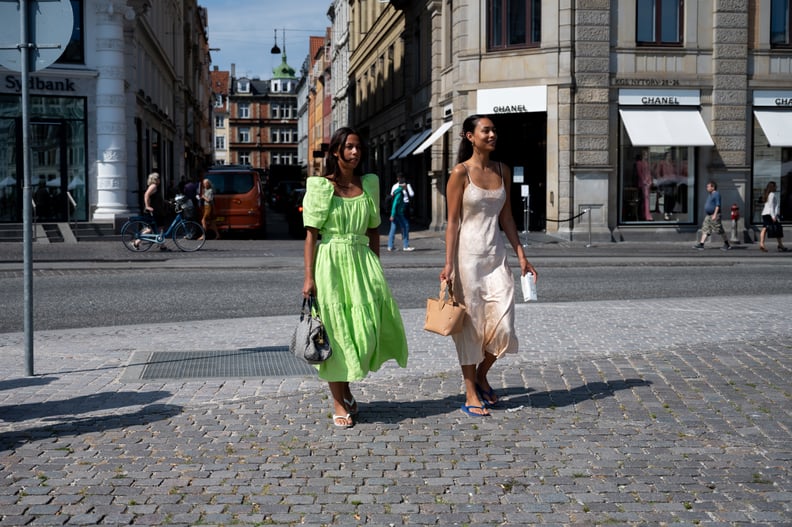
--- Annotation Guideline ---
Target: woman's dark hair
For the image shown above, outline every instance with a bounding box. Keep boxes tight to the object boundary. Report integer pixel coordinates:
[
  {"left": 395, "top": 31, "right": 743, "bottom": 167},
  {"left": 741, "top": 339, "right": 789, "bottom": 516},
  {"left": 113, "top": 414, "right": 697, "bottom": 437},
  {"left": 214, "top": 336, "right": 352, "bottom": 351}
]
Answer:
[
  {"left": 763, "top": 181, "right": 777, "bottom": 203},
  {"left": 324, "top": 127, "right": 365, "bottom": 178},
  {"left": 456, "top": 114, "right": 493, "bottom": 164}
]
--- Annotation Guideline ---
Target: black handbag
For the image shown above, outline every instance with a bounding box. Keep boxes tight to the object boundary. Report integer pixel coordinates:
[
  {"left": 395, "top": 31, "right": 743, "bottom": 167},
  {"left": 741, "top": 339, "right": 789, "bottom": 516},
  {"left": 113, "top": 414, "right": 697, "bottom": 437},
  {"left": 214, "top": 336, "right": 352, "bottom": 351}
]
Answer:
[
  {"left": 767, "top": 222, "right": 784, "bottom": 239},
  {"left": 289, "top": 296, "right": 332, "bottom": 364}
]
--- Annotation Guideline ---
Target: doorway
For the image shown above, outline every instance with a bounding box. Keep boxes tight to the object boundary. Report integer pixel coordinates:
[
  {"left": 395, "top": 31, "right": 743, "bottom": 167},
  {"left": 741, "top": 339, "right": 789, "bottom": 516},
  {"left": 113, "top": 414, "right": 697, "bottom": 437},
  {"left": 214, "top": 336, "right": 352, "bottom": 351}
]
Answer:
[
  {"left": 0, "top": 118, "right": 86, "bottom": 223},
  {"left": 490, "top": 113, "right": 547, "bottom": 231}
]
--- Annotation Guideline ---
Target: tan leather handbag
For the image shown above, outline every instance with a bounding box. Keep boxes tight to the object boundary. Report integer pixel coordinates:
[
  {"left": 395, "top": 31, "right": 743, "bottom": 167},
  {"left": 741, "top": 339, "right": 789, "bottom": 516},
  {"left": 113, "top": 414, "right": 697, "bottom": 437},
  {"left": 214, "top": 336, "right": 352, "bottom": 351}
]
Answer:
[{"left": 424, "top": 280, "right": 466, "bottom": 336}]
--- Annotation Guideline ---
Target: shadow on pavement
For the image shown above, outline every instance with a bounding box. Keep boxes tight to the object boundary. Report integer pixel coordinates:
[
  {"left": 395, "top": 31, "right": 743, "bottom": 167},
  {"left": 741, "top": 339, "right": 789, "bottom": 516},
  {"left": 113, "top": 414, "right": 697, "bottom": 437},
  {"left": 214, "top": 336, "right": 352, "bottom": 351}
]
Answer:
[
  {"left": 360, "top": 378, "right": 652, "bottom": 423},
  {"left": 0, "top": 403, "right": 182, "bottom": 453},
  {"left": 0, "top": 390, "right": 174, "bottom": 423},
  {"left": 0, "top": 376, "right": 58, "bottom": 391},
  {"left": 503, "top": 378, "right": 652, "bottom": 408}
]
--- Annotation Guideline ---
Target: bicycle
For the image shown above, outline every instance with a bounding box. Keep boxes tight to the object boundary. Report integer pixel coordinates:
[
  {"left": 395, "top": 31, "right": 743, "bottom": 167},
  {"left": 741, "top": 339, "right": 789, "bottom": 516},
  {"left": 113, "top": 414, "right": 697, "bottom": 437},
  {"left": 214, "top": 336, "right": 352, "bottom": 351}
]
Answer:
[{"left": 121, "top": 195, "right": 206, "bottom": 252}]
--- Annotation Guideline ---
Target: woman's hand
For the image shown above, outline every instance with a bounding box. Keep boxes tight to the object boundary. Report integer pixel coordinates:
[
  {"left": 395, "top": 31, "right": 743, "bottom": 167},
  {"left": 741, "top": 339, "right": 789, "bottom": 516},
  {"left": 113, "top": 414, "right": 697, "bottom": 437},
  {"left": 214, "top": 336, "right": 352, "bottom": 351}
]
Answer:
[
  {"left": 439, "top": 264, "right": 453, "bottom": 284},
  {"left": 520, "top": 257, "right": 537, "bottom": 282},
  {"left": 302, "top": 278, "right": 316, "bottom": 299}
]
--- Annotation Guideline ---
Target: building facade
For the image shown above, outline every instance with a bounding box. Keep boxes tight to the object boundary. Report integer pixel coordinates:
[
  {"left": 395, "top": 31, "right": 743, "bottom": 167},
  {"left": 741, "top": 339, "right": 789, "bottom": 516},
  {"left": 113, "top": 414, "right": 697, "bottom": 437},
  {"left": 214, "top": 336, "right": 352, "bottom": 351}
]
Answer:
[
  {"left": 0, "top": 0, "right": 213, "bottom": 226},
  {"left": 210, "top": 67, "right": 231, "bottom": 165},
  {"left": 210, "top": 56, "right": 299, "bottom": 177},
  {"left": 343, "top": 0, "right": 792, "bottom": 242}
]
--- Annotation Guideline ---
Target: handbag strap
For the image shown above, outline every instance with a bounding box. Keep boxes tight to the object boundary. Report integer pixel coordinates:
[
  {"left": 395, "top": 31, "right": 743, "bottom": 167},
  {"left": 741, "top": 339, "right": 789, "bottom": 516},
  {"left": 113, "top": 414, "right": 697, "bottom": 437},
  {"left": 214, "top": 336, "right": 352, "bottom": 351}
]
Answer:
[
  {"left": 438, "top": 280, "right": 458, "bottom": 304},
  {"left": 301, "top": 295, "right": 321, "bottom": 317}
]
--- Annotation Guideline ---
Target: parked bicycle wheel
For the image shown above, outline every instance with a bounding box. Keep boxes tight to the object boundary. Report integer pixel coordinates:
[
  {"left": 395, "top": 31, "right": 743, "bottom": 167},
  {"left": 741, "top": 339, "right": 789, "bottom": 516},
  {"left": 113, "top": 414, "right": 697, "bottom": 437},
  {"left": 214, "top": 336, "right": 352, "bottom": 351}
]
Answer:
[
  {"left": 172, "top": 220, "right": 206, "bottom": 252},
  {"left": 121, "top": 220, "right": 155, "bottom": 252}
]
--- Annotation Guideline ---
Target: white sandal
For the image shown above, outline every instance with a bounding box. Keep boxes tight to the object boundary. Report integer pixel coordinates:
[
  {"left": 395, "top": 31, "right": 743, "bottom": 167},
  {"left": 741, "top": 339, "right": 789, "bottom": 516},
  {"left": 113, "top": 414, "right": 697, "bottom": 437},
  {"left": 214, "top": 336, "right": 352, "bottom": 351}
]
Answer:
[{"left": 332, "top": 413, "right": 353, "bottom": 428}]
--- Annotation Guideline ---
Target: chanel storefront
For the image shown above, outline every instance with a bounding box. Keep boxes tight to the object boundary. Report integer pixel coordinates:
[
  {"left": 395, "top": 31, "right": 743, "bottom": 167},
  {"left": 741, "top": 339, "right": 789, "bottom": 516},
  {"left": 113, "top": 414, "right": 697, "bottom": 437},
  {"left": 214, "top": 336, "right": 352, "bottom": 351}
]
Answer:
[
  {"left": 617, "top": 89, "right": 714, "bottom": 226},
  {"left": 752, "top": 91, "right": 792, "bottom": 226}
]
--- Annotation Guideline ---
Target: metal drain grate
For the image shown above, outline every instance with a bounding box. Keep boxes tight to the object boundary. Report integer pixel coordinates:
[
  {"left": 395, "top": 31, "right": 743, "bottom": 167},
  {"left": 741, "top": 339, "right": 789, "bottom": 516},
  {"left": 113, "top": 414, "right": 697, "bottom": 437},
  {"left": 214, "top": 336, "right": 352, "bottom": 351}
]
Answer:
[{"left": 133, "top": 347, "right": 316, "bottom": 380}]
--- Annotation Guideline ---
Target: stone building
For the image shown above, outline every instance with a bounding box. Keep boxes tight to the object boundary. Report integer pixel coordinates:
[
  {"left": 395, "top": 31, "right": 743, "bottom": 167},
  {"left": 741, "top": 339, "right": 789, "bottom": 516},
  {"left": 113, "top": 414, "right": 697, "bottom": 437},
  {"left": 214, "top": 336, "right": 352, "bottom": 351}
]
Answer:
[
  {"left": 0, "top": 0, "right": 213, "bottom": 229},
  {"left": 210, "top": 54, "right": 299, "bottom": 176},
  {"left": 346, "top": 0, "right": 792, "bottom": 242}
]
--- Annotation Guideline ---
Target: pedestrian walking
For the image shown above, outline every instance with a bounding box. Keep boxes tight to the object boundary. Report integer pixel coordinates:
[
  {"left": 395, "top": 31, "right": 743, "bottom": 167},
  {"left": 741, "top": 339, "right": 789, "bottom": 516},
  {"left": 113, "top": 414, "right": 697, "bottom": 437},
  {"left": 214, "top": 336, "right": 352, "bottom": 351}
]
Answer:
[
  {"left": 387, "top": 181, "right": 413, "bottom": 251},
  {"left": 198, "top": 178, "right": 221, "bottom": 240},
  {"left": 390, "top": 174, "right": 414, "bottom": 215},
  {"left": 439, "top": 114, "right": 537, "bottom": 417},
  {"left": 301, "top": 126, "right": 409, "bottom": 428},
  {"left": 758, "top": 181, "right": 788, "bottom": 252},
  {"left": 693, "top": 180, "right": 732, "bottom": 251}
]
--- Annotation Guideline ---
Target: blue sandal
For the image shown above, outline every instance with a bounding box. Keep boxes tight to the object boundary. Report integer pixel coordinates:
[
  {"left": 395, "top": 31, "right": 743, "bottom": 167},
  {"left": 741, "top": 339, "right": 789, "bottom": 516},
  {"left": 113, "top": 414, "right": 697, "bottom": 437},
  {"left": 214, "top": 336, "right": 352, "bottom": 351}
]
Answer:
[
  {"left": 475, "top": 384, "right": 499, "bottom": 407},
  {"left": 460, "top": 404, "right": 490, "bottom": 417}
]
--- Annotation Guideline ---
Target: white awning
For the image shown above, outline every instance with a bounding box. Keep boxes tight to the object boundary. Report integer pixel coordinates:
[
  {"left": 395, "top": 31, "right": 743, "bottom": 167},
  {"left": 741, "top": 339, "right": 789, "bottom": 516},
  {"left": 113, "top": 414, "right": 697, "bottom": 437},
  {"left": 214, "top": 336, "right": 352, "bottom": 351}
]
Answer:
[
  {"left": 412, "top": 121, "right": 454, "bottom": 155},
  {"left": 388, "top": 130, "right": 427, "bottom": 161},
  {"left": 754, "top": 110, "right": 792, "bottom": 147},
  {"left": 619, "top": 108, "right": 714, "bottom": 146}
]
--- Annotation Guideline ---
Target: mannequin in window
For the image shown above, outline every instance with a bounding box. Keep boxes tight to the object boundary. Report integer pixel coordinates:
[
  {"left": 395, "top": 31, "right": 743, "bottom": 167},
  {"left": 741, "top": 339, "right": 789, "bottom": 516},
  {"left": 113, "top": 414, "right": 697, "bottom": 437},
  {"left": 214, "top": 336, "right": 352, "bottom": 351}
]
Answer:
[
  {"left": 634, "top": 150, "right": 653, "bottom": 221},
  {"left": 654, "top": 151, "right": 678, "bottom": 220}
]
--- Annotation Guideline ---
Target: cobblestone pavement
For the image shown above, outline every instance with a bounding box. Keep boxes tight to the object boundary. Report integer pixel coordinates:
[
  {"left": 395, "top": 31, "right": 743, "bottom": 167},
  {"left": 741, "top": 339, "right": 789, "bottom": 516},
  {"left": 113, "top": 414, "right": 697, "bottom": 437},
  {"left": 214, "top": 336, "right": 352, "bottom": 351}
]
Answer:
[{"left": 1, "top": 295, "right": 790, "bottom": 526}]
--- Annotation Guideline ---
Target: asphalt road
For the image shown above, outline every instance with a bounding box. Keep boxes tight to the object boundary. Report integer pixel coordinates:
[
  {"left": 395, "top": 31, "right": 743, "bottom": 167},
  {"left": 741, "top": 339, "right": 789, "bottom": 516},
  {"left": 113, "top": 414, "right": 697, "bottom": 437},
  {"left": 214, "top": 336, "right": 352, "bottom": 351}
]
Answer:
[{"left": 1, "top": 234, "right": 791, "bottom": 332}]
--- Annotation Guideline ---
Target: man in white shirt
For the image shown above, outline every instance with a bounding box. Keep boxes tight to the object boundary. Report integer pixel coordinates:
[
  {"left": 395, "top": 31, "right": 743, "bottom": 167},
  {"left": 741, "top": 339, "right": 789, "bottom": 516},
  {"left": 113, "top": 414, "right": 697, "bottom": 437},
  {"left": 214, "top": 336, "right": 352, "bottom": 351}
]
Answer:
[{"left": 390, "top": 175, "right": 414, "bottom": 205}]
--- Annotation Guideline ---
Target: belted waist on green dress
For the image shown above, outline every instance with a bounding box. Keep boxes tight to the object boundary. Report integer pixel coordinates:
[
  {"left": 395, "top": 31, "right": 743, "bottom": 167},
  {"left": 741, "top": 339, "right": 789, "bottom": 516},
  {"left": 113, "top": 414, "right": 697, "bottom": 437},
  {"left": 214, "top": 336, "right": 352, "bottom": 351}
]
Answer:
[{"left": 321, "top": 233, "right": 369, "bottom": 246}]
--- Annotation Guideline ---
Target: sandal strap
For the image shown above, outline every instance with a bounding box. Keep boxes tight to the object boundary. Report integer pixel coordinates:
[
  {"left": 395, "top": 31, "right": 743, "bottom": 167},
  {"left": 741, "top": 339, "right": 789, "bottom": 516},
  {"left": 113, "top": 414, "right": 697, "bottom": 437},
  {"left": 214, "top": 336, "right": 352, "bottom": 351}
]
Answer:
[{"left": 332, "top": 414, "right": 353, "bottom": 427}]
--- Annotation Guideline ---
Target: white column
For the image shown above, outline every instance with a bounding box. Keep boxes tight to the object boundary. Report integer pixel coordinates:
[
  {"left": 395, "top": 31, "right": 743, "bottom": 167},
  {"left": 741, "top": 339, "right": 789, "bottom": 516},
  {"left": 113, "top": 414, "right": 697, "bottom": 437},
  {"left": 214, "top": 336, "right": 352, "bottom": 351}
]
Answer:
[{"left": 92, "top": 0, "right": 131, "bottom": 220}]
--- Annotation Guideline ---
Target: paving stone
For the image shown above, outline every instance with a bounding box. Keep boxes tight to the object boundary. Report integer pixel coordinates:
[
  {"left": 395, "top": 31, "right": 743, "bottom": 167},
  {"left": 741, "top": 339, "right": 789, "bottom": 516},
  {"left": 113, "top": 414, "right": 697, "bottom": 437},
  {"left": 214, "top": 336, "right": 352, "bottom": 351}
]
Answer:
[{"left": 1, "top": 296, "right": 792, "bottom": 525}]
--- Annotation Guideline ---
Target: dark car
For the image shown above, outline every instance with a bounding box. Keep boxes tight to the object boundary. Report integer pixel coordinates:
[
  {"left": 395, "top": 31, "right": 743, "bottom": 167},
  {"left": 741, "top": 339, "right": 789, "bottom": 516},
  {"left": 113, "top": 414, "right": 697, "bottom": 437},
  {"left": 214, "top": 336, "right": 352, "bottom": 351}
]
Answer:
[
  {"left": 270, "top": 180, "right": 303, "bottom": 212},
  {"left": 285, "top": 188, "right": 306, "bottom": 239}
]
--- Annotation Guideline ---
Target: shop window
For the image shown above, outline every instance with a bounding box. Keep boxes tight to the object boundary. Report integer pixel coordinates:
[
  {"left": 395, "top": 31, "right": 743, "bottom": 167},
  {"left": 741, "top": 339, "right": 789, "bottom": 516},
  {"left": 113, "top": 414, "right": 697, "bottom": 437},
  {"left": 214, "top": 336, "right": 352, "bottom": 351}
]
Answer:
[
  {"left": 751, "top": 118, "right": 791, "bottom": 223},
  {"left": 771, "top": 0, "right": 791, "bottom": 48},
  {"left": 620, "top": 133, "right": 694, "bottom": 224},
  {"left": 56, "top": 0, "right": 84, "bottom": 64},
  {"left": 488, "top": 0, "right": 541, "bottom": 51},
  {"left": 636, "top": 0, "right": 683, "bottom": 46}
]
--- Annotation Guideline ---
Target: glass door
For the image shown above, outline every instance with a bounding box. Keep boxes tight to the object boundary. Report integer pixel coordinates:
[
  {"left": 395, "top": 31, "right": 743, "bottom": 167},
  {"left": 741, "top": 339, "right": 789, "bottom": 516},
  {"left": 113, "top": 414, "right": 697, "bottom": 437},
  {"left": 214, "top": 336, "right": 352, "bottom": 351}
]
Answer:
[
  {"left": 31, "top": 120, "right": 68, "bottom": 222},
  {"left": 0, "top": 119, "right": 18, "bottom": 221}
]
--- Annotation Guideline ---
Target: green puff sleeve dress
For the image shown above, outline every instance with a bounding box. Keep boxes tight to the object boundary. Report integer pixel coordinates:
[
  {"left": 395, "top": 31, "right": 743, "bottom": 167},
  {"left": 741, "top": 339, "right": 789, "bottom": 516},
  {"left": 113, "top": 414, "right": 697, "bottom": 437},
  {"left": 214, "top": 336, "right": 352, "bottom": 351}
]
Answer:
[{"left": 302, "top": 174, "right": 409, "bottom": 382}]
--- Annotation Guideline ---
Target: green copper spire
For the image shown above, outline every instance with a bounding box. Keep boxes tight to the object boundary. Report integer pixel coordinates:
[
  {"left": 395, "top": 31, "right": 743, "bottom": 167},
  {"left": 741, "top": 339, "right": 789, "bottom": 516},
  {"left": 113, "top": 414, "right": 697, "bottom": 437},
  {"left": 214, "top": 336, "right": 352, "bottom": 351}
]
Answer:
[{"left": 273, "top": 52, "right": 295, "bottom": 79}]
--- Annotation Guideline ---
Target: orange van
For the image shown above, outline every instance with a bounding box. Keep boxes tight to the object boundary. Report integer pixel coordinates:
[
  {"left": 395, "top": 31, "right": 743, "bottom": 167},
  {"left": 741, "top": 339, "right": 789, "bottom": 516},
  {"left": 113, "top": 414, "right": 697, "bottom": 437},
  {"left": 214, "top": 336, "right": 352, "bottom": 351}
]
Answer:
[{"left": 204, "top": 165, "right": 267, "bottom": 237}]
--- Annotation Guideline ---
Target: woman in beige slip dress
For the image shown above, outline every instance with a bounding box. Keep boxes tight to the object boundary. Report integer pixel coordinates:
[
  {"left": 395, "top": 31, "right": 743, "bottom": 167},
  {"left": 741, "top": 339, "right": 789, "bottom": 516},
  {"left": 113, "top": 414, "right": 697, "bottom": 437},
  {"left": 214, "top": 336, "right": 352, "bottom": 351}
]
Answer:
[{"left": 440, "top": 115, "right": 538, "bottom": 417}]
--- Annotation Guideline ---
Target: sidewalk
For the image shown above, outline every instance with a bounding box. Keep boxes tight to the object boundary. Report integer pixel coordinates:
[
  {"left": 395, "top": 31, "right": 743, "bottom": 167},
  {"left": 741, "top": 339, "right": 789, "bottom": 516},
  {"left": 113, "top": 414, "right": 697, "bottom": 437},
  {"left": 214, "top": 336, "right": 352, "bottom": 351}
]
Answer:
[{"left": 1, "top": 294, "right": 790, "bottom": 525}]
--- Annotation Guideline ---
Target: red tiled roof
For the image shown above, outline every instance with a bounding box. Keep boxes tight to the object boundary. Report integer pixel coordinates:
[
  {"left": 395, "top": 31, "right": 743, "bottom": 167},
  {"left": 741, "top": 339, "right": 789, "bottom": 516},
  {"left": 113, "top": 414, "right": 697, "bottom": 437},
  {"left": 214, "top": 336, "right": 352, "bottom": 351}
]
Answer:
[{"left": 211, "top": 70, "right": 230, "bottom": 95}]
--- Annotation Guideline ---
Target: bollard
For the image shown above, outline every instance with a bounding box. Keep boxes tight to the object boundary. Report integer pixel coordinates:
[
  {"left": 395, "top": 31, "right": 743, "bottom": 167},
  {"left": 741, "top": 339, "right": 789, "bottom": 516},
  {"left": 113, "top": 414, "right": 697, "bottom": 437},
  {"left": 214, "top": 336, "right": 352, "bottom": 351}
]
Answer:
[
  {"left": 586, "top": 208, "right": 592, "bottom": 248},
  {"left": 729, "top": 203, "right": 740, "bottom": 244}
]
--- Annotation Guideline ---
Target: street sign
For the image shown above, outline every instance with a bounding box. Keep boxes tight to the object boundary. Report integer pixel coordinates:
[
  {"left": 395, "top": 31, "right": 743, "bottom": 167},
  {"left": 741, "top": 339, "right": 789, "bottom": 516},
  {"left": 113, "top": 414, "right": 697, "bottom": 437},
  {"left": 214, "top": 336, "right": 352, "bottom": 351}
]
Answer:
[{"left": 0, "top": 0, "right": 74, "bottom": 72}]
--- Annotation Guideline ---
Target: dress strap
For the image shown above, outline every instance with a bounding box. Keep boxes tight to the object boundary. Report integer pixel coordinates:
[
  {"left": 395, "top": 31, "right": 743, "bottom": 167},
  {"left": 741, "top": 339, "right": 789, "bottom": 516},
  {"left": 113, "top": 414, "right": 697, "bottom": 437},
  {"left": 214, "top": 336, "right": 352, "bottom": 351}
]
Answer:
[{"left": 461, "top": 163, "right": 472, "bottom": 184}]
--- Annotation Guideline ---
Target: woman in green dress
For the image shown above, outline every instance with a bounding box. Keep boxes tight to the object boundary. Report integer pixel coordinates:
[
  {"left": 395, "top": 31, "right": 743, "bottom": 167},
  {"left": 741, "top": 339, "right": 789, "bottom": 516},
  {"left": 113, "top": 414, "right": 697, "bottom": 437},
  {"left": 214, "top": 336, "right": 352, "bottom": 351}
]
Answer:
[{"left": 302, "top": 127, "right": 409, "bottom": 428}]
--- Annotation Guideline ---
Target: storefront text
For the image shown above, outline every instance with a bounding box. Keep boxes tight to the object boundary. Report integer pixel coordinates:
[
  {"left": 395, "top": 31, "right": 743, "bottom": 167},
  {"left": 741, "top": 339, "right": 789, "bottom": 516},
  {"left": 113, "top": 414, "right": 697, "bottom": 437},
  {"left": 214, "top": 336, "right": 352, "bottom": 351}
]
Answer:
[
  {"left": 492, "top": 105, "right": 528, "bottom": 113},
  {"left": 5, "top": 75, "right": 76, "bottom": 93},
  {"left": 641, "top": 96, "right": 680, "bottom": 105}
]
